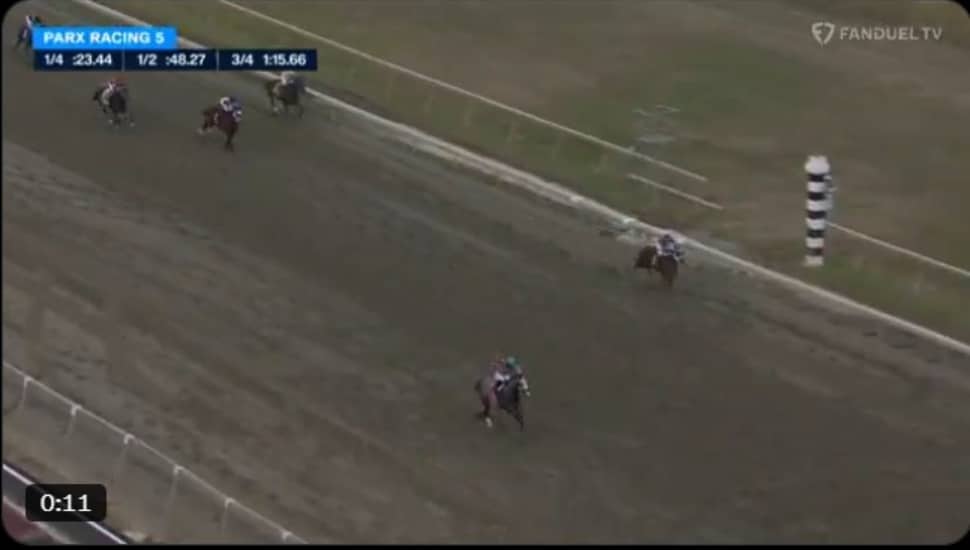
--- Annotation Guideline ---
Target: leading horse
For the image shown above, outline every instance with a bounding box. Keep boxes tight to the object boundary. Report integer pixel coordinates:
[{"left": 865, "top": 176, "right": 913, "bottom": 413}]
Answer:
[
  {"left": 634, "top": 245, "right": 682, "bottom": 288},
  {"left": 474, "top": 373, "right": 530, "bottom": 431},
  {"left": 198, "top": 106, "right": 241, "bottom": 151},
  {"left": 13, "top": 18, "right": 41, "bottom": 53},
  {"left": 264, "top": 75, "right": 306, "bottom": 117}
]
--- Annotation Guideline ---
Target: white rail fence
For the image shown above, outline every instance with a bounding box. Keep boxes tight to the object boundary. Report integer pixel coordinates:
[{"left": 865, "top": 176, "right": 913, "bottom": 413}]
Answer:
[{"left": 2, "top": 360, "right": 305, "bottom": 544}]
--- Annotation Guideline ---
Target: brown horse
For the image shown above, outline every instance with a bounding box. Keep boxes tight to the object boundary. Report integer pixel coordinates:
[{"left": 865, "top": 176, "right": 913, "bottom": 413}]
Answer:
[
  {"left": 474, "top": 373, "right": 530, "bottom": 431},
  {"left": 198, "top": 106, "right": 241, "bottom": 151},
  {"left": 634, "top": 245, "right": 681, "bottom": 288}
]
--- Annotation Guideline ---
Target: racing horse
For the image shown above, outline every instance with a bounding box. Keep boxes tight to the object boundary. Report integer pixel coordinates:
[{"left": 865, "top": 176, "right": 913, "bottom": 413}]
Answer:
[
  {"left": 13, "top": 17, "right": 41, "bottom": 53},
  {"left": 91, "top": 85, "right": 134, "bottom": 127},
  {"left": 264, "top": 74, "right": 306, "bottom": 117},
  {"left": 198, "top": 105, "right": 241, "bottom": 151},
  {"left": 634, "top": 244, "right": 682, "bottom": 288},
  {"left": 474, "top": 372, "right": 531, "bottom": 431}
]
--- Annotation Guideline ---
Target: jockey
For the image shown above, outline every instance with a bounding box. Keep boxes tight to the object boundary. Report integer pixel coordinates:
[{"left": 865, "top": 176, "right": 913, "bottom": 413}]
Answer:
[
  {"left": 280, "top": 71, "right": 296, "bottom": 85},
  {"left": 99, "top": 76, "right": 126, "bottom": 103},
  {"left": 653, "top": 232, "right": 684, "bottom": 265},
  {"left": 105, "top": 76, "right": 125, "bottom": 92},
  {"left": 24, "top": 14, "right": 42, "bottom": 29},
  {"left": 491, "top": 356, "right": 522, "bottom": 394},
  {"left": 219, "top": 95, "right": 241, "bottom": 112}
]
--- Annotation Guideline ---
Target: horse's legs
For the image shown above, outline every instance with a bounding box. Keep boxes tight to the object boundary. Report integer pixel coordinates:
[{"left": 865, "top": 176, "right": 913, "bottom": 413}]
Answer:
[{"left": 198, "top": 113, "right": 213, "bottom": 135}]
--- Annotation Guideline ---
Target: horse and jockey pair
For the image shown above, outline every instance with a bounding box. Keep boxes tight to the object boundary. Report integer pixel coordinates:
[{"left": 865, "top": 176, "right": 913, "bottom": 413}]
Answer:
[
  {"left": 14, "top": 14, "right": 42, "bottom": 51},
  {"left": 265, "top": 71, "right": 306, "bottom": 117},
  {"left": 634, "top": 231, "right": 687, "bottom": 288},
  {"left": 91, "top": 76, "right": 134, "bottom": 127},
  {"left": 201, "top": 68, "right": 302, "bottom": 151},
  {"left": 474, "top": 356, "right": 531, "bottom": 431},
  {"left": 198, "top": 95, "right": 244, "bottom": 150}
]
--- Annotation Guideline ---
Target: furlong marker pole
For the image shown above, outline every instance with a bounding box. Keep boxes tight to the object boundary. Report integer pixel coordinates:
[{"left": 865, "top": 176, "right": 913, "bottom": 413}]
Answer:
[{"left": 804, "top": 155, "right": 832, "bottom": 267}]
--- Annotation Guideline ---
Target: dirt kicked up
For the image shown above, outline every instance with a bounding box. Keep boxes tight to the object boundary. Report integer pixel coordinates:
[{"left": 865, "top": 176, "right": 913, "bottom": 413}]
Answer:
[{"left": 3, "top": 4, "right": 970, "bottom": 545}]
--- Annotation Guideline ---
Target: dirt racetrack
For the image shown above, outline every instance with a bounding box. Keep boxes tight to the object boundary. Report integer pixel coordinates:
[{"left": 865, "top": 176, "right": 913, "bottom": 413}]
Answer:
[{"left": 3, "top": 8, "right": 970, "bottom": 545}]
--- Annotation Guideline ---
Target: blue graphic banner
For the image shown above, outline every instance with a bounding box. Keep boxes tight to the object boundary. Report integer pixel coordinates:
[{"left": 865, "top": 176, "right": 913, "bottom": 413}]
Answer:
[{"left": 32, "top": 26, "right": 178, "bottom": 51}]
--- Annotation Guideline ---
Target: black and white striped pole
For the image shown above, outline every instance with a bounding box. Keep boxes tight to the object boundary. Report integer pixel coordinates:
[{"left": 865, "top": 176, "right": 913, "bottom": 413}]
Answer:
[{"left": 804, "top": 155, "right": 832, "bottom": 267}]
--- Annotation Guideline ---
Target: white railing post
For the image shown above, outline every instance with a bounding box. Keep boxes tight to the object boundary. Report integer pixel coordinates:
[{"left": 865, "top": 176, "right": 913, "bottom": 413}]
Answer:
[
  {"left": 64, "top": 404, "right": 81, "bottom": 437},
  {"left": 17, "top": 376, "right": 32, "bottom": 412},
  {"left": 804, "top": 155, "right": 832, "bottom": 267},
  {"left": 162, "top": 465, "right": 183, "bottom": 539},
  {"left": 112, "top": 433, "right": 135, "bottom": 483},
  {"left": 220, "top": 497, "right": 235, "bottom": 540}
]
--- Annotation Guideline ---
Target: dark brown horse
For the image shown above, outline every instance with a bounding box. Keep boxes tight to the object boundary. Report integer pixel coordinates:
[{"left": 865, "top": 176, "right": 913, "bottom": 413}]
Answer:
[
  {"left": 198, "top": 106, "right": 241, "bottom": 151},
  {"left": 474, "top": 373, "right": 530, "bottom": 431},
  {"left": 634, "top": 245, "right": 682, "bottom": 288}
]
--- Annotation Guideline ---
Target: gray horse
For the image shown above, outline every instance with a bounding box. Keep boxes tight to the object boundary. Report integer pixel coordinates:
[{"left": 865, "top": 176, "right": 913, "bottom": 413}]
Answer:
[{"left": 265, "top": 73, "right": 307, "bottom": 117}]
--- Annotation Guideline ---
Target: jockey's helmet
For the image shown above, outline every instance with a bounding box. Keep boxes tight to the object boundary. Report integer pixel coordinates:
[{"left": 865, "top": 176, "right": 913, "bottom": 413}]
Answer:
[{"left": 504, "top": 356, "right": 521, "bottom": 373}]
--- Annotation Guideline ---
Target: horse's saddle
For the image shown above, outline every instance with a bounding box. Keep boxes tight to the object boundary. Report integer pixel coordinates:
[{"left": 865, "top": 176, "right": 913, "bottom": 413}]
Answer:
[{"left": 495, "top": 378, "right": 521, "bottom": 405}]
